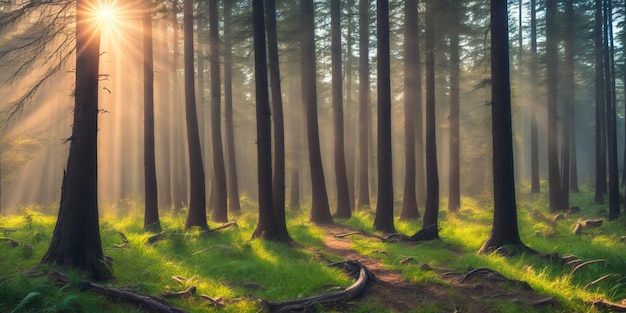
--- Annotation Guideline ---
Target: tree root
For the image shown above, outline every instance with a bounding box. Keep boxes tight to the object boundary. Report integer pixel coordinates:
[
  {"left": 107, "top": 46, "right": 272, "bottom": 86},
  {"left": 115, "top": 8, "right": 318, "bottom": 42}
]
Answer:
[
  {"left": 592, "top": 298, "right": 626, "bottom": 312},
  {"left": 49, "top": 270, "right": 187, "bottom": 313},
  {"left": 263, "top": 260, "right": 375, "bottom": 312},
  {"left": 0, "top": 237, "right": 22, "bottom": 247},
  {"left": 570, "top": 259, "right": 607, "bottom": 275},
  {"left": 333, "top": 226, "right": 440, "bottom": 243},
  {"left": 460, "top": 267, "right": 533, "bottom": 291},
  {"left": 147, "top": 222, "right": 238, "bottom": 245}
]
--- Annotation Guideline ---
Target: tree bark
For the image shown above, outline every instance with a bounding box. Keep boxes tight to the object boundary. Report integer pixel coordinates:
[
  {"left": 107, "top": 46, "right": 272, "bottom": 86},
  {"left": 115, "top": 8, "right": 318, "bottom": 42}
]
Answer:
[
  {"left": 594, "top": 0, "right": 606, "bottom": 205},
  {"left": 400, "top": 0, "right": 420, "bottom": 221},
  {"left": 421, "top": 0, "right": 439, "bottom": 237},
  {"left": 301, "top": 0, "right": 333, "bottom": 225},
  {"left": 223, "top": 0, "right": 241, "bottom": 215},
  {"left": 479, "top": 0, "right": 527, "bottom": 254},
  {"left": 183, "top": 0, "right": 208, "bottom": 230},
  {"left": 143, "top": 0, "right": 161, "bottom": 232},
  {"left": 331, "top": 0, "right": 351, "bottom": 219},
  {"left": 208, "top": 0, "right": 228, "bottom": 223},
  {"left": 529, "top": 0, "right": 540, "bottom": 194},
  {"left": 265, "top": 0, "right": 292, "bottom": 241},
  {"left": 373, "top": 0, "right": 395, "bottom": 233},
  {"left": 546, "top": 0, "right": 561, "bottom": 213},
  {"left": 40, "top": 0, "right": 112, "bottom": 280},
  {"left": 251, "top": 0, "right": 280, "bottom": 240},
  {"left": 357, "top": 0, "right": 370, "bottom": 209},
  {"left": 447, "top": 0, "right": 461, "bottom": 214}
]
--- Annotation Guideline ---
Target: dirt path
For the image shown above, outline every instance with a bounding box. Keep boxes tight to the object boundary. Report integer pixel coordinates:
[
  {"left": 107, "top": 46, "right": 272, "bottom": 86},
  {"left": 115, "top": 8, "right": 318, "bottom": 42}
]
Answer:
[{"left": 317, "top": 224, "right": 558, "bottom": 312}]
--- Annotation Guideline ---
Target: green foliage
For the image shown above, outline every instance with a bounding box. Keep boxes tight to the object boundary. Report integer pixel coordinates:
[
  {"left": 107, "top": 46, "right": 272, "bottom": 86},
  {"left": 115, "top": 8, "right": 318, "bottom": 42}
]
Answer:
[{"left": 1, "top": 186, "right": 625, "bottom": 312}]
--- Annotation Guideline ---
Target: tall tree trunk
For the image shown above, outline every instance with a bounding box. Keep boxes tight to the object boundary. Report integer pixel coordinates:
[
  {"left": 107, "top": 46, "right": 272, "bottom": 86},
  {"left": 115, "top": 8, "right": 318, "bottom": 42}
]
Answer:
[
  {"left": 562, "top": 0, "right": 573, "bottom": 210},
  {"left": 479, "top": 0, "right": 528, "bottom": 254},
  {"left": 546, "top": 0, "right": 561, "bottom": 212},
  {"left": 400, "top": 0, "right": 419, "bottom": 220},
  {"left": 594, "top": 0, "right": 606, "bottom": 204},
  {"left": 373, "top": 0, "right": 395, "bottom": 233},
  {"left": 209, "top": 0, "right": 228, "bottom": 223},
  {"left": 40, "top": 0, "right": 112, "bottom": 280},
  {"left": 604, "top": 0, "right": 620, "bottom": 220},
  {"left": 421, "top": 0, "right": 439, "bottom": 237},
  {"left": 143, "top": 0, "right": 161, "bottom": 233},
  {"left": 223, "top": 0, "right": 241, "bottom": 214},
  {"left": 172, "top": 0, "right": 187, "bottom": 213},
  {"left": 345, "top": 0, "right": 356, "bottom": 213},
  {"left": 301, "top": 0, "right": 333, "bottom": 224},
  {"left": 331, "top": 0, "right": 351, "bottom": 219},
  {"left": 183, "top": 0, "right": 208, "bottom": 230},
  {"left": 251, "top": 0, "right": 281, "bottom": 241},
  {"left": 529, "top": 0, "right": 540, "bottom": 194},
  {"left": 358, "top": 0, "right": 370, "bottom": 209},
  {"left": 447, "top": 0, "right": 460, "bottom": 214},
  {"left": 265, "top": 0, "right": 292, "bottom": 241},
  {"left": 158, "top": 18, "right": 173, "bottom": 209},
  {"left": 289, "top": 77, "right": 302, "bottom": 210}
]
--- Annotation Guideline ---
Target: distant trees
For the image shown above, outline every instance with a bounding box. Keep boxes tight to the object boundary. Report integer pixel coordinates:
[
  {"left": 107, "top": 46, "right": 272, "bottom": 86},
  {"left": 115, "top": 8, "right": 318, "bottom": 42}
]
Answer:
[{"left": 447, "top": 0, "right": 461, "bottom": 214}]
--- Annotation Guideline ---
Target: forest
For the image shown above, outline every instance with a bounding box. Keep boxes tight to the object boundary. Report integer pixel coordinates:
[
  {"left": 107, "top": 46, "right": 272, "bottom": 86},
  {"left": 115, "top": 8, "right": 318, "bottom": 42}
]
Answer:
[{"left": 0, "top": 0, "right": 626, "bottom": 312}]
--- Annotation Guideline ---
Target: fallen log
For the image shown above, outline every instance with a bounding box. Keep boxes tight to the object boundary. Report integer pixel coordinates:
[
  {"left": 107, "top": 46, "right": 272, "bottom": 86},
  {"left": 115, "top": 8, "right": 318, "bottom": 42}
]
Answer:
[
  {"left": 592, "top": 298, "right": 626, "bottom": 312},
  {"left": 263, "top": 260, "right": 374, "bottom": 313}
]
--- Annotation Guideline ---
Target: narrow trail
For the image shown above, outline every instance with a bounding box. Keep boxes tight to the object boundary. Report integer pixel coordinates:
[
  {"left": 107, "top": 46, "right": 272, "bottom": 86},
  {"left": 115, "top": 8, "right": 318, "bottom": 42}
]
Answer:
[{"left": 316, "top": 224, "right": 558, "bottom": 312}]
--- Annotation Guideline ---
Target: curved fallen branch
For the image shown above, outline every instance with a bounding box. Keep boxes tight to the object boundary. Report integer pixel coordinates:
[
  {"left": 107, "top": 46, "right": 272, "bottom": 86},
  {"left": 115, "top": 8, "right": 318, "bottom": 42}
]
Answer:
[
  {"left": 263, "top": 260, "right": 374, "bottom": 313},
  {"left": 592, "top": 298, "right": 626, "bottom": 312},
  {"left": 48, "top": 270, "right": 186, "bottom": 313},
  {"left": 570, "top": 259, "right": 607, "bottom": 275}
]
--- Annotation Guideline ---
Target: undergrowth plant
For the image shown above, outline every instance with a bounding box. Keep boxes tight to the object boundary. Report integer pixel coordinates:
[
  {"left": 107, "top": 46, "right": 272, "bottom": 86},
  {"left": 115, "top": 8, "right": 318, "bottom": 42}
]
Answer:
[{"left": 0, "top": 185, "right": 624, "bottom": 312}]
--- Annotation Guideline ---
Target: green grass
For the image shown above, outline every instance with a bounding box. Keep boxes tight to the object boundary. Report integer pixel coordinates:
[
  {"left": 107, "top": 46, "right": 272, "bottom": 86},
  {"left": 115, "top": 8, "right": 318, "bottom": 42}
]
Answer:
[{"left": 1, "top": 185, "right": 625, "bottom": 312}]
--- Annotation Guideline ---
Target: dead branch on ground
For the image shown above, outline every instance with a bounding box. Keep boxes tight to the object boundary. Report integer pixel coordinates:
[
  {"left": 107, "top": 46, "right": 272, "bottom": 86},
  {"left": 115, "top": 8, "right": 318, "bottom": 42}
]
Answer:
[
  {"left": 263, "top": 260, "right": 375, "bottom": 313},
  {"left": 592, "top": 298, "right": 626, "bottom": 312}
]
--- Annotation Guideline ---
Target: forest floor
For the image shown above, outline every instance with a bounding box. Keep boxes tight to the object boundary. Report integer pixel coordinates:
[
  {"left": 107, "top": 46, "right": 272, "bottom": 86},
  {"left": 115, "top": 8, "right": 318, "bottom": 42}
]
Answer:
[{"left": 317, "top": 224, "right": 560, "bottom": 313}]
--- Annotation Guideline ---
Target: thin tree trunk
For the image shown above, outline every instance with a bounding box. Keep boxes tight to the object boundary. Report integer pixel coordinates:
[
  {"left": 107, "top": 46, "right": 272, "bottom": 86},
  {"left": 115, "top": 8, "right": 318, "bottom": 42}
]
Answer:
[
  {"left": 183, "top": 0, "right": 208, "bottom": 230},
  {"left": 358, "top": 0, "right": 370, "bottom": 209},
  {"left": 400, "top": 0, "right": 419, "bottom": 220},
  {"left": 594, "top": 0, "right": 606, "bottom": 204},
  {"left": 331, "top": 0, "right": 351, "bottom": 219},
  {"left": 447, "top": 0, "right": 460, "bottom": 214},
  {"left": 604, "top": 0, "right": 620, "bottom": 220},
  {"left": 251, "top": 0, "right": 281, "bottom": 241},
  {"left": 479, "top": 0, "right": 527, "bottom": 254},
  {"left": 265, "top": 0, "right": 292, "bottom": 241},
  {"left": 209, "top": 0, "right": 228, "bottom": 223},
  {"left": 546, "top": 0, "right": 561, "bottom": 212},
  {"left": 223, "top": 0, "right": 241, "bottom": 215},
  {"left": 421, "top": 0, "right": 439, "bottom": 237},
  {"left": 562, "top": 0, "right": 574, "bottom": 210},
  {"left": 373, "top": 0, "right": 395, "bottom": 234},
  {"left": 301, "top": 0, "right": 333, "bottom": 224},
  {"left": 143, "top": 0, "right": 161, "bottom": 232},
  {"left": 345, "top": 0, "right": 356, "bottom": 213},
  {"left": 529, "top": 0, "right": 540, "bottom": 194}
]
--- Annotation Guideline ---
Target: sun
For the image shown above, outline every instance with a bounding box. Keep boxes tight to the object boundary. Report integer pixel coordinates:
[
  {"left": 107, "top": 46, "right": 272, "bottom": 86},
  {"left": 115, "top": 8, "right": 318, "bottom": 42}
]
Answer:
[
  {"left": 93, "top": 2, "right": 120, "bottom": 28},
  {"left": 97, "top": 5, "right": 115, "bottom": 23}
]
